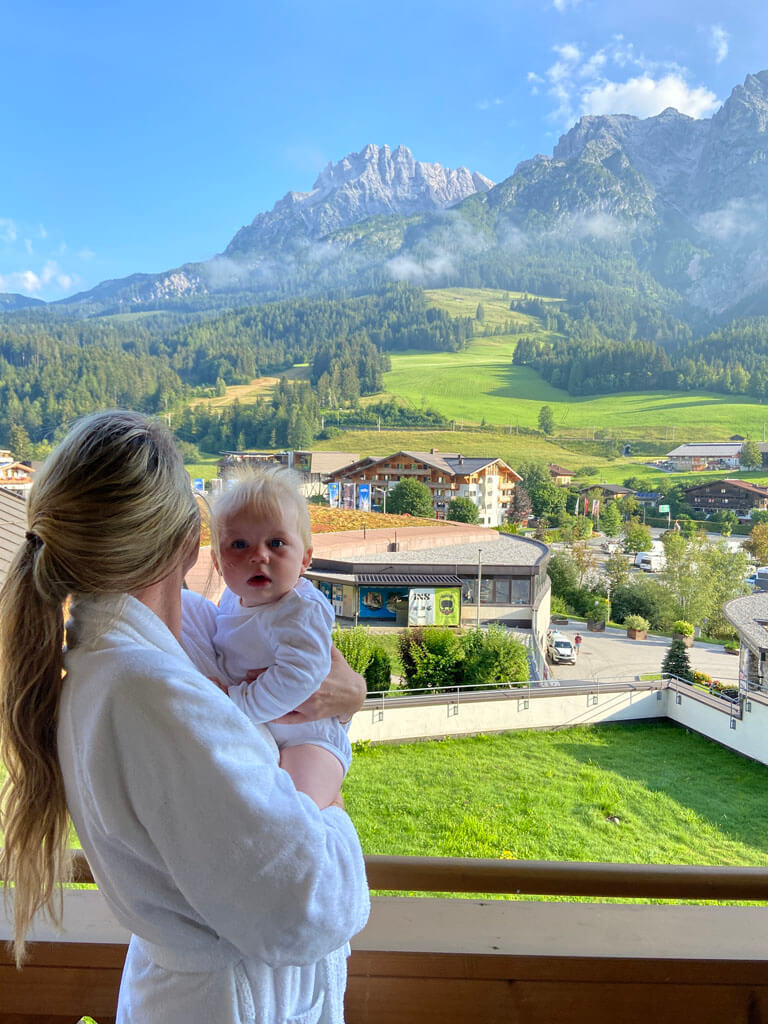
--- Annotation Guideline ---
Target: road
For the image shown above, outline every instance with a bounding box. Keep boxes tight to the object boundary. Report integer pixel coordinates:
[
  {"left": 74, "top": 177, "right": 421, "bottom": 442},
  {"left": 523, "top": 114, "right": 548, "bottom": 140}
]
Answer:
[{"left": 546, "top": 622, "right": 739, "bottom": 685}]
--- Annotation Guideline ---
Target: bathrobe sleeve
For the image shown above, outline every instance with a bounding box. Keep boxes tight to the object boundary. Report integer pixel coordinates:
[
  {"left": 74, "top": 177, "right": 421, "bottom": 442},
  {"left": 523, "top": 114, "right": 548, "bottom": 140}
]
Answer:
[
  {"left": 228, "top": 586, "right": 334, "bottom": 723},
  {"left": 108, "top": 660, "right": 369, "bottom": 967}
]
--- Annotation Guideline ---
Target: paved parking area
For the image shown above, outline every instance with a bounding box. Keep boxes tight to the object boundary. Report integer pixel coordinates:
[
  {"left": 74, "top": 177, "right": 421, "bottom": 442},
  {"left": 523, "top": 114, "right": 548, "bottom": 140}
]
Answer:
[{"left": 546, "top": 623, "right": 739, "bottom": 685}]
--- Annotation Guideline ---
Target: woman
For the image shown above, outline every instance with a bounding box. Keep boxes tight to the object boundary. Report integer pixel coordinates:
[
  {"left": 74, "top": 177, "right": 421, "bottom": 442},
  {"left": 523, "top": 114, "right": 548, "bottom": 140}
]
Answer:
[{"left": 0, "top": 410, "right": 369, "bottom": 1023}]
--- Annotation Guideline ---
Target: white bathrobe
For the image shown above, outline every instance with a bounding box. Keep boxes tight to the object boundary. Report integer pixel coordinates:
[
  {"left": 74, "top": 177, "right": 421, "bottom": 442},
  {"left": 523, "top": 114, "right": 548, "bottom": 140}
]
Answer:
[{"left": 59, "top": 593, "right": 370, "bottom": 1024}]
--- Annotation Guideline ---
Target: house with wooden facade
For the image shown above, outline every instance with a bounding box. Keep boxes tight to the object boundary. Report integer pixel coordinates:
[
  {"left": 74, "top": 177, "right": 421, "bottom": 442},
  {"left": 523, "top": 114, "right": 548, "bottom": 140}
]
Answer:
[
  {"left": 548, "top": 463, "right": 573, "bottom": 486},
  {"left": 0, "top": 460, "right": 35, "bottom": 493},
  {"left": 325, "top": 449, "right": 522, "bottom": 526},
  {"left": 683, "top": 478, "right": 768, "bottom": 517}
]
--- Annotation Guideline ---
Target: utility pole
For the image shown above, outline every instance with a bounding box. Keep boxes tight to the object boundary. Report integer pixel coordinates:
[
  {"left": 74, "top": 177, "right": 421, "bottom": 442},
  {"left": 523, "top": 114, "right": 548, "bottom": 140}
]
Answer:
[{"left": 476, "top": 548, "right": 482, "bottom": 628}]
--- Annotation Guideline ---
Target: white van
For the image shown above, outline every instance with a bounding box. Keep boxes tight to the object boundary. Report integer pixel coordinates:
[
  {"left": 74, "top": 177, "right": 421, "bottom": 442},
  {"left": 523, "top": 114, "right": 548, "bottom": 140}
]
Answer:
[
  {"left": 547, "top": 631, "right": 576, "bottom": 665},
  {"left": 635, "top": 550, "right": 663, "bottom": 572}
]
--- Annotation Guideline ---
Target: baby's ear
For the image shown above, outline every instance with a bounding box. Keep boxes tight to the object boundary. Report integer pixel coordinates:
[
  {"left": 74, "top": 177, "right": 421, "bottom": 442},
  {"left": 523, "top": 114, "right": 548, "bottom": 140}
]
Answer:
[{"left": 300, "top": 546, "right": 313, "bottom": 573}]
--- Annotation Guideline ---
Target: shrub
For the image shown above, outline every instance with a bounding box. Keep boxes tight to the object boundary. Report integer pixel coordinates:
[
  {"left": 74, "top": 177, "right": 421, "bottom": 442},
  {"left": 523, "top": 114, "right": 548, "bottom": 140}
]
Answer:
[
  {"left": 332, "top": 626, "right": 373, "bottom": 673},
  {"left": 623, "top": 614, "right": 649, "bottom": 631},
  {"left": 672, "top": 620, "right": 694, "bottom": 636},
  {"left": 587, "top": 596, "right": 609, "bottom": 623},
  {"left": 364, "top": 646, "right": 392, "bottom": 693},
  {"left": 398, "top": 627, "right": 464, "bottom": 692},
  {"left": 692, "top": 671, "right": 712, "bottom": 686},
  {"left": 459, "top": 626, "right": 529, "bottom": 689}
]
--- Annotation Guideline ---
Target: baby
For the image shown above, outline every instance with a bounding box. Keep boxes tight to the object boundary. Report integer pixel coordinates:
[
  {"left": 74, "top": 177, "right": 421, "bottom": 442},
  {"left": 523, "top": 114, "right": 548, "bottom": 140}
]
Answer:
[{"left": 210, "top": 466, "right": 351, "bottom": 808}]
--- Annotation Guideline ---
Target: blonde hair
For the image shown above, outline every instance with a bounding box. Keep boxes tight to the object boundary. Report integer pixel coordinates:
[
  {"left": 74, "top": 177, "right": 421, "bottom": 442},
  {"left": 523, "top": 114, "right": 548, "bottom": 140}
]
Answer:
[
  {"left": 212, "top": 465, "right": 311, "bottom": 560},
  {"left": 0, "top": 410, "right": 199, "bottom": 966}
]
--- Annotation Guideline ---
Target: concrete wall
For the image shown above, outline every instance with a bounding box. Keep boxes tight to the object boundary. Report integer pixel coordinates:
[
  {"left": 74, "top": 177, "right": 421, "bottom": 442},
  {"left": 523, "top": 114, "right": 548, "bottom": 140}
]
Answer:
[{"left": 349, "top": 685, "right": 768, "bottom": 767}]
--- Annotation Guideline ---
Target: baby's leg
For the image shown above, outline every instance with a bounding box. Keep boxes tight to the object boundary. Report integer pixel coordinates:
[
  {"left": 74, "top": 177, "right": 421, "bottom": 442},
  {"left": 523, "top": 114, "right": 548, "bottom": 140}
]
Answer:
[{"left": 280, "top": 743, "right": 345, "bottom": 809}]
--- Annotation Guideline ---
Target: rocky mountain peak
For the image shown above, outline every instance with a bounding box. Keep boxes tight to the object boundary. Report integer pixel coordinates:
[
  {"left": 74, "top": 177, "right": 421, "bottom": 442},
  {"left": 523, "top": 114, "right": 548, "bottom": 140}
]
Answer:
[{"left": 225, "top": 144, "right": 493, "bottom": 255}]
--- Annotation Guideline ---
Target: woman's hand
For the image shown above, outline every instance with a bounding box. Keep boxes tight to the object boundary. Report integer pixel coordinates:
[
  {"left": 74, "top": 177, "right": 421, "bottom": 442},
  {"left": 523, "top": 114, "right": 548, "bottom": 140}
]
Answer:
[{"left": 272, "top": 646, "right": 365, "bottom": 725}]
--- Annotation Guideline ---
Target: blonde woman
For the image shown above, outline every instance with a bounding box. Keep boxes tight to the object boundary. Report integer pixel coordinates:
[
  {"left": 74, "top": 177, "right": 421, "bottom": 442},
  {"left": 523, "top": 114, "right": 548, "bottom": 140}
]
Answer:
[{"left": 0, "top": 411, "right": 369, "bottom": 1024}]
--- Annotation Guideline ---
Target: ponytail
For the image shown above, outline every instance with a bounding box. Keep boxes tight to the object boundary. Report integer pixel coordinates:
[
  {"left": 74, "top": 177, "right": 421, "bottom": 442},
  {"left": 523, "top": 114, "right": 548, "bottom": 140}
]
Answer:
[{"left": 0, "top": 533, "right": 71, "bottom": 966}]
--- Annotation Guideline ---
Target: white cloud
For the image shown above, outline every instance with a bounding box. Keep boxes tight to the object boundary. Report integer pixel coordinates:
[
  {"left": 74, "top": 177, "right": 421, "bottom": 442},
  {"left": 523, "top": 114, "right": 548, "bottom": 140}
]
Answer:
[
  {"left": 386, "top": 253, "right": 455, "bottom": 285},
  {"left": 0, "top": 218, "right": 18, "bottom": 244},
  {"left": 0, "top": 260, "right": 77, "bottom": 296},
  {"left": 710, "top": 25, "right": 729, "bottom": 64},
  {"left": 697, "top": 199, "right": 767, "bottom": 242},
  {"left": 476, "top": 97, "right": 503, "bottom": 111},
  {"left": 530, "top": 39, "right": 720, "bottom": 127},
  {"left": 582, "top": 73, "right": 719, "bottom": 119},
  {"left": 552, "top": 0, "right": 582, "bottom": 10}
]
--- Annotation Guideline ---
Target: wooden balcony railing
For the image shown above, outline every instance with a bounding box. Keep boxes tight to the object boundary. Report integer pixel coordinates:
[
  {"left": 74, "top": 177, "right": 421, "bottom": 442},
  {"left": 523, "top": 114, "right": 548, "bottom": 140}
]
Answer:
[{"left": 4, "top": 852, "right": 768, "bottom": 1024}]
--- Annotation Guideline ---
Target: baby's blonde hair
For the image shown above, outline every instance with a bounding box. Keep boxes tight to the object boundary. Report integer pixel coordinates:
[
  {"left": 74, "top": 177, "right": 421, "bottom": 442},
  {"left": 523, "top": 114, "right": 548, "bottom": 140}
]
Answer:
[{"left": 212, "top": 465, "right": 311, "bottom": 561}]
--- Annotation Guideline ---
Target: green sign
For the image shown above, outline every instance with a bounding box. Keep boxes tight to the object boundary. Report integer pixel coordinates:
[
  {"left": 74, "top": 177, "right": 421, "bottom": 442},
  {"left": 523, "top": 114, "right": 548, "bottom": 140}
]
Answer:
[
  {"left": 658, "top": 504, "right": 670, "bottom": 513},
  {"left": 434, "top": 587, "right": 461, "bottom": 627}
]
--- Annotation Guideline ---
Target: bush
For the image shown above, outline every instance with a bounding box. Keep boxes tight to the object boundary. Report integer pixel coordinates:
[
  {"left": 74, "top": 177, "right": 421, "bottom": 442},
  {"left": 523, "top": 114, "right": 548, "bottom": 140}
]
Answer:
[
  {"left": 459, "top": 626, "right": 529, "bottom": 689},
  {"left": 692, "top": 671, "right": 712, "bottom": 686},
  {"left": 398, "top": 627, "right": 464, "bottom": 692},
  {"left": 332, "top": 626, "right": 373, "bottom": 674},
  {"left": 364, "top": 646, "right": 392, "bottom": 693},
  {"left": 672, "top": 620, "right": 694, "bottom": 636},
  {"left": 623, "top": 614, "right": 649, "bottom": 631}
]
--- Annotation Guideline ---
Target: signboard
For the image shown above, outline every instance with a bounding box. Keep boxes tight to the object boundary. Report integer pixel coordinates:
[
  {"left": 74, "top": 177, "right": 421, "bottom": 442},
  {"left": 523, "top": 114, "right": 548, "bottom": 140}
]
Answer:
[
  {"left": 332, "top": 584, "right": 344, "bottom": 617},
  {"left": 192, "top": 478, "right": 205, "bottom": 493},
  {"left": 408, "top": 587, "right": 461, "bottom": 627},
  {"left": 658, "top": 504, "right": 670, "bottom": 513},
  {"left": 342, "top": 482, "right": 355, "bottom": 510},
  {"left": 328, "top": 482, "right": 340, "bottom": 507},
  {"left": 358, "top": 483, "right": 371, "bottom": 511}
]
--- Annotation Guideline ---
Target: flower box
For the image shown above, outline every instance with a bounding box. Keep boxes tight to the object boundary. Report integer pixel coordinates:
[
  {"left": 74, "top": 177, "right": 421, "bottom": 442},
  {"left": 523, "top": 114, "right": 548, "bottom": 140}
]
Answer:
[
  {"left": 627, "top": 628, "right": 647, "bottom": 640},
  {"left": 673, "top": 632, "right": 694, "bottom": 647}
]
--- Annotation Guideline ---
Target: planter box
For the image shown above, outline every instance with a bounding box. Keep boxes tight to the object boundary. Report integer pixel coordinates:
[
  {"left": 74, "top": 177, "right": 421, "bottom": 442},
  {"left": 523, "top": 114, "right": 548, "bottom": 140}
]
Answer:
[
  {"left": 587, "top": 620, "right": 606, "bottom": 632},
  {"left": 724, "top": 647, "right": 739, "bottom": 655},
  {"left": 551, "top": 617, "right": 569, "bottom": 625},
  {"left": 627, "top": 629, "right": 647, "bottom": 640},
  {"left": 673, "top": 633, "right": 694, "bottom": 647}
]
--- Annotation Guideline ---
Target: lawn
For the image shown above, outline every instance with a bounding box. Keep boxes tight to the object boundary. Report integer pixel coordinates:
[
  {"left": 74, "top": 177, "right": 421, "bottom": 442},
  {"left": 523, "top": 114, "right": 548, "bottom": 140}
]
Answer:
[{"left": 343, "top": 720, "right": 768, "bottom": 899}]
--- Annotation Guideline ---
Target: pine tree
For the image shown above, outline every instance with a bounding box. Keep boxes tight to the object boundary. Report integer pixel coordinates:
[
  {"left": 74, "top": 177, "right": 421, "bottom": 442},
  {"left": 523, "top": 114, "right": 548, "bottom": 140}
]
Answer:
[{"left": 662, "top": 638, "right": 692, "bottom": 681}]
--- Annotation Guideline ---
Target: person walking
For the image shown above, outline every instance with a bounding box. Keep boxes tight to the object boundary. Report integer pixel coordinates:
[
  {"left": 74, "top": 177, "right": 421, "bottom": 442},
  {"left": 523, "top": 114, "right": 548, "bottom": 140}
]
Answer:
[{"left": 574, "top": 632, "right": 583, "bottom": 657}]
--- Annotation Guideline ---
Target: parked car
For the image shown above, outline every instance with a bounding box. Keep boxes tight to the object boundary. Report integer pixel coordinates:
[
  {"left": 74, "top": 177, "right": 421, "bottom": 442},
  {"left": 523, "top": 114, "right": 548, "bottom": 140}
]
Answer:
[
  {"left": 546, "top": 630, "right": 576, "bottom": 665},
  {"left": 635, "top": 550, "right": 664, "bottom": 572}
]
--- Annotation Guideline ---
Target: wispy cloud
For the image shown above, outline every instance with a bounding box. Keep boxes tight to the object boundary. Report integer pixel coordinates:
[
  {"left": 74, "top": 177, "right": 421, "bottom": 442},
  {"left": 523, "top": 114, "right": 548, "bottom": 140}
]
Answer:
[
  {"left": 552, "top": 0, "right": 582, "bottom": 11},
  {"left": 710, "top": 25, "right": 729, "bottom": 64},
  {"left": 476, "top": 97, "right": 504, "bottom": 111},
  {"left": 529, "top": 36, "right": 720, "bottom": 127},
  {"left": 0, "top": 218, "right": 18, "bottom": 244}
]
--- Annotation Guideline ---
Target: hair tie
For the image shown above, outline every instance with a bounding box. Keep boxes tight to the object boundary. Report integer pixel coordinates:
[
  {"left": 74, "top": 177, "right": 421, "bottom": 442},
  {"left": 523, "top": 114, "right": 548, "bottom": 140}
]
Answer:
[{"left": 25, "top": 531, "right": 42, "bottom": 550}]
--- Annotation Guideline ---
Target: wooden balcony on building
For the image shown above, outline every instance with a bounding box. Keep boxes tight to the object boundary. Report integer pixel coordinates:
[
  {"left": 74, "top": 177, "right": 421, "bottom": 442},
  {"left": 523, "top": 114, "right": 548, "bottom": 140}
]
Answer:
[{"left": 2, "top": 852, "right": 768, "bottom": 1023}]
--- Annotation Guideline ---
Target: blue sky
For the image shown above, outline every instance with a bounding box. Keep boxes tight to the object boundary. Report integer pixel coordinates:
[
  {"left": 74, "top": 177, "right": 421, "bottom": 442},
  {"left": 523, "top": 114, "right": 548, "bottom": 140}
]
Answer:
[{"left": 1, "top": 0, "right": 767, "bottom": 300}]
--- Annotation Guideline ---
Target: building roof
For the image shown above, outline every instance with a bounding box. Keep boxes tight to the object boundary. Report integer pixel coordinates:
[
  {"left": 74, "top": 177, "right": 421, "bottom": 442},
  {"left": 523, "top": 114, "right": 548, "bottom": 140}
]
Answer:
[
  {"left": 634, "top": 491, "right": 662, "bottom": 501},
  {"left": 684, "top": 478, "right": 768, "bottom": 497},
  {"left": 548, "top": 464, "right": 573, "bottom": 476},
  {"left": 346, "top": 534, "right": 548, "bottom": 569},
  {"left": 667, "top": 443, "right": 743, "bottom": 458},
  {"left": 354, "top": 573, "right": 462, "bottom": 586},
  {"left": 724, "top": 592, "right": 768, "bottom": 655},
  {"left": 305, "top": 452, "right": 360, "bottom": 475},
  {"left": 327, "top": 450, "right": 521, "bottom": 481},
  {"left": 578, "top": 484, "right": 632, "bottom": 496},
  {"left": 0, "top": 487, "right": 26, "bottom": 587}
]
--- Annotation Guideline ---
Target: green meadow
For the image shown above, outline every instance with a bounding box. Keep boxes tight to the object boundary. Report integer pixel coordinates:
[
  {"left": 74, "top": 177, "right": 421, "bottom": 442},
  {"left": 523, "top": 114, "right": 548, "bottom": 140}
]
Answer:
[
  {"left": 381, "top": 336, "right": 768, "bottom": 442},
  {"left": 344, "top": 721, "right": 768, "bottom": 900}
]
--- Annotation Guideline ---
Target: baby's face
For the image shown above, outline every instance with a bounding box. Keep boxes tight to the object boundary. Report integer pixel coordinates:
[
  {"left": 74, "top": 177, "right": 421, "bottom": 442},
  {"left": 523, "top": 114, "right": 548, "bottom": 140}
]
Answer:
[{"left": 216, "top": 508, "right": 311, "bottom": 608}]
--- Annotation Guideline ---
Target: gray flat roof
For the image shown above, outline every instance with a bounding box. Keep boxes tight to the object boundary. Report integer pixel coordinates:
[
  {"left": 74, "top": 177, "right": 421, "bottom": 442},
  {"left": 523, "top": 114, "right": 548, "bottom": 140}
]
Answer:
[
  {"left": 0, "top": 487, "right": 26, "bottom": 587},
  {"left": 667, "top": 444, "right": 742, "bottom": 457},
  {"left": 357, "top": 535, "right": 547, "bottom": 569}
]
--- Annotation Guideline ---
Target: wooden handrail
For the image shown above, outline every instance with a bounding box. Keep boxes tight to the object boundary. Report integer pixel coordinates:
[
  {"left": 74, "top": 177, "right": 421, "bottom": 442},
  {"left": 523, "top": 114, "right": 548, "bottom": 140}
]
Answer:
[{"left": 71, "top": 850, "right": 768, "bottom": 901}]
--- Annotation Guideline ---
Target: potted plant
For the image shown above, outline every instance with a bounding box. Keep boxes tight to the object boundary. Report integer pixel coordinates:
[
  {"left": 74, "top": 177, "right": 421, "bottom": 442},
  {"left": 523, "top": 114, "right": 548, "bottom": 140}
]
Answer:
[
  {"left": 672, "top": 620, "right": 695, "bottom": 647},
  {"left": 624, "top": 614, "right": 649, "bottom": 640},
  {"left": 587, "top": 596, "right": 608, "bottom": 632},
  {"left": 723, "top": 639, "right": 740, "bottom": 655}
]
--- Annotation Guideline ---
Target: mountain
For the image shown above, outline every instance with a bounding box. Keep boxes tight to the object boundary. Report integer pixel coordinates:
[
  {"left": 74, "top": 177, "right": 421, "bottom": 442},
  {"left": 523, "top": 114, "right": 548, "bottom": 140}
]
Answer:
[
  {"left": 226, "top": 143, "right": 493, "bottom": 255},
  {"left": 54, "top": 145, "right": 493, "bottom": 315},
  {"left": 44, "top": 70, "right": 768, "bottom": 324},
  {"left": 0, "top": 292, "right": 45, "bottom": 311}
]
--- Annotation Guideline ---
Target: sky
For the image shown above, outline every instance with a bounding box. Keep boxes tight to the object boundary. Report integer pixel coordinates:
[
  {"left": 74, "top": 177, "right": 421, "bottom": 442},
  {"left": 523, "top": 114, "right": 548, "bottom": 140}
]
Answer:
[{"left": 1, "top": 0, "right": 767, "bottom": 301}]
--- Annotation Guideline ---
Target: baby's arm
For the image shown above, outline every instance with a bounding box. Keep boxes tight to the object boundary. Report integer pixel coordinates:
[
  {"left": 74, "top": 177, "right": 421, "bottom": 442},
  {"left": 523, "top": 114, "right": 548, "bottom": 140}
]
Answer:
[{"left": 229, "top": 588, "right": 333, "bottom": 724}]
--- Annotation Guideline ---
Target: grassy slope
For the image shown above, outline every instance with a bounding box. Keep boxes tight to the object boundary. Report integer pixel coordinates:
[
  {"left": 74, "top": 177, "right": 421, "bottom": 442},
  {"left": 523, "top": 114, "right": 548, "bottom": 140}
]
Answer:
[{"left": 344, "top": 721, "right": 768, "bottom": 894}]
